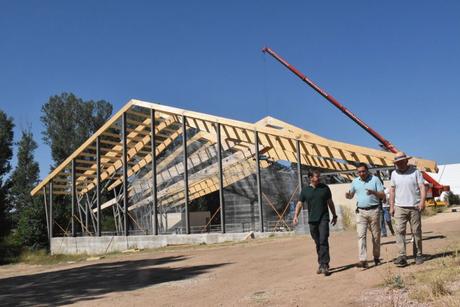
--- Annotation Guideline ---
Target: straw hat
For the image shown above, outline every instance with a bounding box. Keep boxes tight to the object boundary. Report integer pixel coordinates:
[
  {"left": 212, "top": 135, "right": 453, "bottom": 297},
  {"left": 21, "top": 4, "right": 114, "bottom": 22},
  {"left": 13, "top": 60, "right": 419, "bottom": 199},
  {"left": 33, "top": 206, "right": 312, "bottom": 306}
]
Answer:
[{"left": 394, "top": 151, "right": 412, "bottom": 163}]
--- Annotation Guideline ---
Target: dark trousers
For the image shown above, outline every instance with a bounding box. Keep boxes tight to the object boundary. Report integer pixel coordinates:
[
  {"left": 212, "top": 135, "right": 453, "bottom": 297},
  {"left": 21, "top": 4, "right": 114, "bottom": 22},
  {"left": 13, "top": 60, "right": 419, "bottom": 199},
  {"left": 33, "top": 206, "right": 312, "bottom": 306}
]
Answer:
[{"left": 309, "top": 218, "right": 330, "bottom": 266}]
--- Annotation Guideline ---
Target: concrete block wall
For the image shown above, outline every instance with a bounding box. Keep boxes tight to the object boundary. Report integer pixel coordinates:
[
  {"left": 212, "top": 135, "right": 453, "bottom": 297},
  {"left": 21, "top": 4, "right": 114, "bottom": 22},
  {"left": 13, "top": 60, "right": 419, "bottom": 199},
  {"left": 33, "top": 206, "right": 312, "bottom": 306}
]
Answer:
[{"left": 50, "top": 231, "right": 294, "bottom": 255}]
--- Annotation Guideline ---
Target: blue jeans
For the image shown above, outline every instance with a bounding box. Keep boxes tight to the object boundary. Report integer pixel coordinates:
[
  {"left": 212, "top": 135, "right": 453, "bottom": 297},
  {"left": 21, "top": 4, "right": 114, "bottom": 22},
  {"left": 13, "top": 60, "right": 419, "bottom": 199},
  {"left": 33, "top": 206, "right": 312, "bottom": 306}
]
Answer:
[{"left": 381, "top": 207, "right": 391, "bottom": 235}]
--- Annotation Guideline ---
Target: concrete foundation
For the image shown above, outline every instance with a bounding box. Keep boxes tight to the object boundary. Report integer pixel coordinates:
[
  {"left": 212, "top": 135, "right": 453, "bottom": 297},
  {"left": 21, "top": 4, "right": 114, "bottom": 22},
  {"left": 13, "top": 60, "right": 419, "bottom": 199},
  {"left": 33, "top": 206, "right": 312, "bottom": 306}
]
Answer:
[{"left": 50, "top": 231, "right": 294, "bottom": 255}]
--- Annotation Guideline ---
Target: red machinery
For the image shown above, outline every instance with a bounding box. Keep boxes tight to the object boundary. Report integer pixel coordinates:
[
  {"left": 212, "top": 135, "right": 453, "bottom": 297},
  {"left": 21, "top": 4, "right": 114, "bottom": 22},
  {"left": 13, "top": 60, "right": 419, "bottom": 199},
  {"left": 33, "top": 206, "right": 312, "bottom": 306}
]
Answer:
[{"left": 262, "top": 46, "right": 443, "bottom": 196}]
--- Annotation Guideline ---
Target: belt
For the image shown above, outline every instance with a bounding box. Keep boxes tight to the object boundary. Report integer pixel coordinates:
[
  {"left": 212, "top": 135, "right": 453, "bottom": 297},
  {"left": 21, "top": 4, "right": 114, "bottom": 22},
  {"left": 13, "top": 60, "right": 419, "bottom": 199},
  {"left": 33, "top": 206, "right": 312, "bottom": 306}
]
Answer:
[{"left": 357, "top": 205, "right": 379, "bottom": 210}]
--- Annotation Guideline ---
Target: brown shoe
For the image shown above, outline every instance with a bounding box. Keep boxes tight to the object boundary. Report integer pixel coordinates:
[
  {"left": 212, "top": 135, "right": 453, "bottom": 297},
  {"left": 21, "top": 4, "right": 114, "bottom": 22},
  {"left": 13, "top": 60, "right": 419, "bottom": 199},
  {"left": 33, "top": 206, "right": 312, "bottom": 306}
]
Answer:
[
  {"left": 356, "top": 261, "right": 368, "bottom": 268},
  {"left": 316, "top": 265, "right": 322, "bottom": 274}
]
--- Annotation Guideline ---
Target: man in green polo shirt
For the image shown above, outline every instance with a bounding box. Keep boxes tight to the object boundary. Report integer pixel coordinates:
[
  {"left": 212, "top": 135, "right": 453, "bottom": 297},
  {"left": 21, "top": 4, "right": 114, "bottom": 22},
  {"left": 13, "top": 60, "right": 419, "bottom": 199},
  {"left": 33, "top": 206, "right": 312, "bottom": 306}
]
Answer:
[
  {"left": 293, "top": 170, "right": 338, "bottom": 276},
  {"left": 346, "top": 163, "right": 385, "bottom": 268}
]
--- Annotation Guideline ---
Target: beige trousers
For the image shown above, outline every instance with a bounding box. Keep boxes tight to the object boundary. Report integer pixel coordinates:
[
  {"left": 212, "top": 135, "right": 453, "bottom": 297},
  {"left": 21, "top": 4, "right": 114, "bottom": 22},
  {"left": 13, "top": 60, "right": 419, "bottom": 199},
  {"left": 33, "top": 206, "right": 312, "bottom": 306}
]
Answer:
[
  {"left": 356, "top": 208, "right": 381, "bottom": 261},
  {"left": 394, "top": 206, "right": 422, "bottom": 257}
]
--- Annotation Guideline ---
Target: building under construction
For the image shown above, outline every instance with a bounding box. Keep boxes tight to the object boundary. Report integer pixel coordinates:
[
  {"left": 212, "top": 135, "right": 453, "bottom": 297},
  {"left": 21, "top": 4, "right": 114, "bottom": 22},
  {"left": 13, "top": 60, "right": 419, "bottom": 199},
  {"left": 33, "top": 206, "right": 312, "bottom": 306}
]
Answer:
[{"left": 31, "top": 99, "right": 437, "bottom": 253}]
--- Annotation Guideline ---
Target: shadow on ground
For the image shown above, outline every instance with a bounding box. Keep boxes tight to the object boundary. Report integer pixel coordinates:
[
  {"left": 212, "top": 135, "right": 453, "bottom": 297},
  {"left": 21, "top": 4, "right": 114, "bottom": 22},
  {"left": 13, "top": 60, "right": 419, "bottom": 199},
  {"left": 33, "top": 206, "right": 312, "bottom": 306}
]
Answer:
[
  {"left": 332, "top": 235, "right": 452, "bottom": 272},
  {"left": 381, "top": 234, "right": 446, "bottom": 246},
  {"left": 0, "top": 255, "right": 230, "bottom": 306},
  {"left": 329, "top": 263, "right": 355, "bottom": 274}
]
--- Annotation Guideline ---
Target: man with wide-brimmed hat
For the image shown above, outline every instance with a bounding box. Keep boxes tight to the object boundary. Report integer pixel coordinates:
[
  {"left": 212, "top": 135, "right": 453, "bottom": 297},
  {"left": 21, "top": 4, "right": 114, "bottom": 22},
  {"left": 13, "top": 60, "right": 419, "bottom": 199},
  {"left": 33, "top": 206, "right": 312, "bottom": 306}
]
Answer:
[{"left": 389, "top": 152, "right": 426, "bottom": 266}]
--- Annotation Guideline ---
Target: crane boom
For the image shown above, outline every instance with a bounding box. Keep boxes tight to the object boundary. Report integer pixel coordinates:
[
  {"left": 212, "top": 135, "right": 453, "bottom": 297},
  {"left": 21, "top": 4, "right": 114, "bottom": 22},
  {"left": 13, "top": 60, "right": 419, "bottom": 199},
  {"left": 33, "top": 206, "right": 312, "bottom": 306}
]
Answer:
[{"left": 262, "top": 46, "right": 443, "bottom": 193}]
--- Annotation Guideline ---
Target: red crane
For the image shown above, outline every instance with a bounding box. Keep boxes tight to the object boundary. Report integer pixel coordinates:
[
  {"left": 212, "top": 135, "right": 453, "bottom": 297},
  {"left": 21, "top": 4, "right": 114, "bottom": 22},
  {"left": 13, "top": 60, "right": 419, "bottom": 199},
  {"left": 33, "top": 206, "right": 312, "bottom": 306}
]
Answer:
[{"left": 262, "top": 46, "right": 443, "bottom": 196}]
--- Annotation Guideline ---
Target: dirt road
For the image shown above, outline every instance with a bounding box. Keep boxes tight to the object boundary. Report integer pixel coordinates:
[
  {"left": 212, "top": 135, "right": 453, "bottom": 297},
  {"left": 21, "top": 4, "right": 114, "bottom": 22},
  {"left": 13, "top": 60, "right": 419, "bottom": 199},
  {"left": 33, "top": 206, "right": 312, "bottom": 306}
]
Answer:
[{"left": 1, "top": 210, "right": 459, "bottom": 306}]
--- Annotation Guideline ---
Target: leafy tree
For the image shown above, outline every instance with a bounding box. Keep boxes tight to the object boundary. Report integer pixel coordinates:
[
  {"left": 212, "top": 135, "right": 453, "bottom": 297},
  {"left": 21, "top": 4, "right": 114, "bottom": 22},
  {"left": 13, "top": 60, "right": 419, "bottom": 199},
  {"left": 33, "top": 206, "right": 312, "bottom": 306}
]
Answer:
[
  {"left": 40, "top": 93, "right": 113, "bottom": 235},
  {"left": 0, "top": 110, "right": 14, "bottom": 236},
  {"left": 41, "top": 92, "right": 113, "bottom": 166},
  {"left": 9, "top": 130, "right": 40, "bottom": 223}
]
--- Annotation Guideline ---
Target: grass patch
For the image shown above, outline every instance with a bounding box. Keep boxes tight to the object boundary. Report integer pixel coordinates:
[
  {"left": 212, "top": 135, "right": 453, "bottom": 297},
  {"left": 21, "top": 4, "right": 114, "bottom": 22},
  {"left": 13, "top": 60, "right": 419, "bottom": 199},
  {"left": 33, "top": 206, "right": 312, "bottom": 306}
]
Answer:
[
  {"left": 0, "top": 243, "right": 87, "bottom": 266},
  {"left": 407, "top": 252, "right": 460, "bottom": 303},
  {"left": 422, "top": 205, "right": 446, "bottom": 217},
  {"left": 379, "top": 245, "right": 460, "bottom": 305},
  {"left": 385, "top": 245, "right": 460, "bottom": 304},
  {"left": 17, "top": 249, "right": 88, "bottom": 265}
]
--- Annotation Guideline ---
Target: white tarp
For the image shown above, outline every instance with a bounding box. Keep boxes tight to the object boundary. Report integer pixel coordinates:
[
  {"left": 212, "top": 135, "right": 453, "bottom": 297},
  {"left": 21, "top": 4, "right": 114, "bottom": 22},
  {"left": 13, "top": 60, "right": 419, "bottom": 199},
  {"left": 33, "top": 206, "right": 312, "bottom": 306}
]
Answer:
[{"left": 426, "top": 163, "right": 460, "bottom": 195}]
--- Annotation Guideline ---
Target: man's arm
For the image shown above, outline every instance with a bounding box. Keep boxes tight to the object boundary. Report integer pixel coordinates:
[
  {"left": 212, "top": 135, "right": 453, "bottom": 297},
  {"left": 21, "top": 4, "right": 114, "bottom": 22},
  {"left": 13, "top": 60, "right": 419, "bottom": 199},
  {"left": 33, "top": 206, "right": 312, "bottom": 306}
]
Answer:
[
  {"left": 328, "top": 199, "right": 338, "bottom": 226},
  {"left": 345, "top": 191, "right": 355, "bottom": 199},
  {"left": 292, "top": 201, "right": 303, "bottom": 225},
  {"left": 389, "top": 186, "right": 396, "bottom": 216},
  {"left": 367, "top": 189, "right": 386, "bottom": 200},
  {"left": 345, "top": 184, "right": 355, "bottom": 199},
  {"left": 418, "top": 183, "right": 426, "bottom": 211},
  {"left": 366, "top": 178, "right": 386, "bottom": 199}
]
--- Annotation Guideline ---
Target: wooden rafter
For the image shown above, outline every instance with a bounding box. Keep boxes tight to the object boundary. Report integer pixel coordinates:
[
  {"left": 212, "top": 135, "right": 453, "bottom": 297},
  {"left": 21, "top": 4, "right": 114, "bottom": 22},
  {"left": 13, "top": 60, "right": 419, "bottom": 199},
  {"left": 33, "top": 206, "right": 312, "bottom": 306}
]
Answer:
[{"left": 32, "top": 99, "right": 437, "bottom": 200}]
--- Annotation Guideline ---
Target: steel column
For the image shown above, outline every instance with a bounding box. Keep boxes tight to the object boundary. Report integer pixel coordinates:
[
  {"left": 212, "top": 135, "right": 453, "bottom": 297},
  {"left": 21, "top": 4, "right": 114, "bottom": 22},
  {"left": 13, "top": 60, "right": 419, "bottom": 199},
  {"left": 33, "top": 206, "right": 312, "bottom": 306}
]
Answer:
[
  {"left": 216, "top": 123, "right": 225, "bottom": 233},
  {"left": 96, "top": 136, "right": 101, "bottom": 236},
  {"left": 296, "top": 140, "right": 306, "bottom": 226},
  {"left": 49, "top": 181, "right": 53, "bottom": 239},
  {"left": 43, "top": 187, "right": 50, "bottom": 240},
  {"left": 296, "top": 140, "right": 303, "bottom": 192},
  {"left": 122, "top": 112, "right": 128, "bottom": 236},
  {"left": 254, "top": 131, "right": 264, "bottom": 232},
  {"left": 182, "top": 115, "right": 190, "bottom": 234},
  {"left": 150, "top": 109, "right": 158, "bottom": 235},
  {"left": 71, "top": 159, "right": 76, "bottom": 237},
  {"left": 85, "top": 195, "right": 89, "bottom": 235}
]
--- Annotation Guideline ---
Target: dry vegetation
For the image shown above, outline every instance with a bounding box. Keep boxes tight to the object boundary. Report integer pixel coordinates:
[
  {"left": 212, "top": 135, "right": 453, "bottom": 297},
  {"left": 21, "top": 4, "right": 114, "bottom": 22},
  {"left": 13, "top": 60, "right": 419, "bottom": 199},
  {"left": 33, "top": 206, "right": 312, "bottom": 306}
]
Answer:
[
  {"left": 378, "top": 245, "right": 460, "bottom": 306},
  {"left": 340, "top": 205, "right": 356, "bottom": 230}
]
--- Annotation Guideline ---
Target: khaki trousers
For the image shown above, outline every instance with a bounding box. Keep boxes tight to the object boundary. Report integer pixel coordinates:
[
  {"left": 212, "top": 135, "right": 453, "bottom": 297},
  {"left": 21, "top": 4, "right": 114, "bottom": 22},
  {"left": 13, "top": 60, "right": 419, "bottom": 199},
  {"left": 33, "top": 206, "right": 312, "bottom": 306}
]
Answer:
[
  {"left": 356, "top": 208, "right": 381, "bottom": 261},
  {"left": 394, "top": 206, "right": 422, "bottom": 257}
]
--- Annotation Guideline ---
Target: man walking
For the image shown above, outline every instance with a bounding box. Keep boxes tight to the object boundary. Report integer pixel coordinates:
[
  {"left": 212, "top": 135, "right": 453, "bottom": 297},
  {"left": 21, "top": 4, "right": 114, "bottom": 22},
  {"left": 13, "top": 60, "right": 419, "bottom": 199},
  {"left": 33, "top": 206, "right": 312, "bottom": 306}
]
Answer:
[
  {"left": 345, "top": 163, "right": 385, "bottom": 268},
  {"left": 389, "top": 152, "right": 426, "bottom": 266},
  {"left": 293, "top": 170, "right": 338, "bottom": 276}
]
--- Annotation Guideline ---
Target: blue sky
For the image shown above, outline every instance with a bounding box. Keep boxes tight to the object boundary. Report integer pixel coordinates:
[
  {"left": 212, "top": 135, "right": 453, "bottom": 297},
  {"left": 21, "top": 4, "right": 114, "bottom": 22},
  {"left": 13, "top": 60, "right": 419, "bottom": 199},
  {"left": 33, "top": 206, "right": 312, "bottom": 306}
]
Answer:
[{"left": 1, "top": 1, "right": 459, "bottom": 179}]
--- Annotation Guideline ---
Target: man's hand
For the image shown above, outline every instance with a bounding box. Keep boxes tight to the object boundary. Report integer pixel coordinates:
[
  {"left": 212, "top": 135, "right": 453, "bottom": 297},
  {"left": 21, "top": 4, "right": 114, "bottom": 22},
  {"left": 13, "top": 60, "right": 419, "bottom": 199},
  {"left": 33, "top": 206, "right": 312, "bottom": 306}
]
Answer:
[
  {"left": 345, "top": 191, "right": 353, "bottom": 199},
  {"left": 390, "top": 207, "right": 395, "bottom": 216},
  {"left": 417, "top": 202, "right": 425, "bottom": 212},
  {"left": 292, "top": 216, "right": 298, "bottom": 226},
  {"left": 366, "top": 189, "right": 375, "bottom": 196},
  {"left": 331, "top": 215, "right": 337, "bottom": 226}
]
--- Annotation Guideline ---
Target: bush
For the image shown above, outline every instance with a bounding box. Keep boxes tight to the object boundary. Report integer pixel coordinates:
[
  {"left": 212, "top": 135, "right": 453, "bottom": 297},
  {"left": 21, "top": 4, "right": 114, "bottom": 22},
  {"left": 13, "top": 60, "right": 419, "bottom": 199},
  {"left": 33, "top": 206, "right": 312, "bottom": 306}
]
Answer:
[
  {"left": 0, "top": 234, "right": 22, "bottom": 264},
  {"left": 384, "top": 274, "right": 405, "bottom": 289},
  {"left": 16, "top": 203, "right": 48, "bottom": 249},
  {"left": 447, "top": 193, "right": 460, "bottom": 205}
]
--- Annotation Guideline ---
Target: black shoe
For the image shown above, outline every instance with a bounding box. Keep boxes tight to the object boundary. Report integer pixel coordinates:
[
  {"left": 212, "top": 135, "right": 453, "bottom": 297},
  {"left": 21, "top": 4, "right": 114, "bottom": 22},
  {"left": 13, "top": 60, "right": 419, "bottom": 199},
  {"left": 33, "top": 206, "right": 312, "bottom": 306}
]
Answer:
[
  {"left": 415, "top": 256, "right": 424, "bottom": 265},
  {"left": 374, "top": 258, "right": 381, "bottom": 266},
  {"left": 322, "top": 265, "right": 331, "bottom": 276},
  {"left": 381, "top": 233, "right": 388, "bottom": 237},
  {"left": 356, "top": 261, "right": 368, "bottom": 268},
  {"left": 394, "top": 256, "right": 407, "bottom": 266}
]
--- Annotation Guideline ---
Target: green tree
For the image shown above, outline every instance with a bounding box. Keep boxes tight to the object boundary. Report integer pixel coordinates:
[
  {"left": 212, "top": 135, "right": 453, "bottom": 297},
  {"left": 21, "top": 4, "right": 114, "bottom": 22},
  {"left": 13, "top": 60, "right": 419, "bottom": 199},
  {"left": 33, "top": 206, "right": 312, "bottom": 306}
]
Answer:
[
  {"left": 40, "top": 93, "right": 113, "bottom": 235},
  {"left": 0, "top": 109, "right": 14, "bottom": 236},
  {"left": 9, "top": 130, "right": 40, "bottom": 221},
  {"left": 41, "top": 92, "right": 113, "bottom": 166}
]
